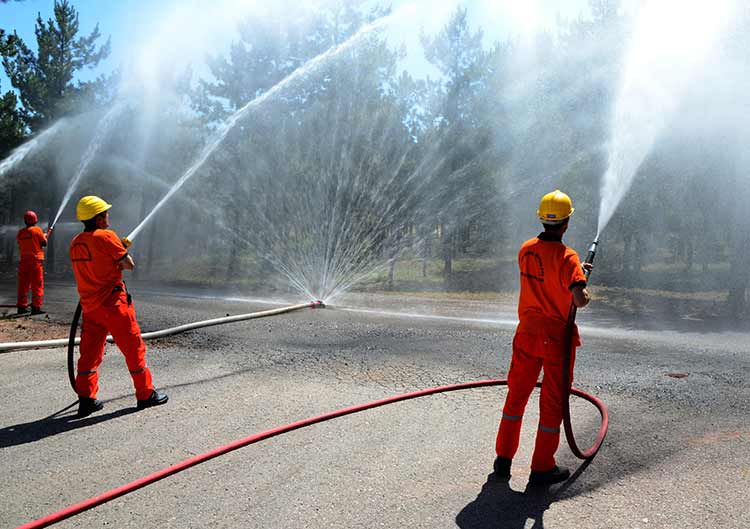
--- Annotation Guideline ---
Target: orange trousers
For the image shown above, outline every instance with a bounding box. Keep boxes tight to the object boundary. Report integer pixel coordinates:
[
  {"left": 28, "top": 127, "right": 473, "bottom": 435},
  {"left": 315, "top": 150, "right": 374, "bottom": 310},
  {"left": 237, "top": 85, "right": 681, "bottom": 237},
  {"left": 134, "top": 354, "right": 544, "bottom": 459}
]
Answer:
[
  {"left": 75, "top": 290, "right": 154, "bottom": 401},
  {"left": 495, "top": 332, "right": 576, "bottom": 471},
  {"left": 17, "top": 257, "right": 44, "bottom": 308}
]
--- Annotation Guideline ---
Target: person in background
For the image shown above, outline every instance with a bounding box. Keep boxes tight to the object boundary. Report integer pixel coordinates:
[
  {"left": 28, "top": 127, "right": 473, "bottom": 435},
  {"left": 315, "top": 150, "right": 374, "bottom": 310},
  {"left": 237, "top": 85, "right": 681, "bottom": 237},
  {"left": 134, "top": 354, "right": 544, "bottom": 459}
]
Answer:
[
  {"left": 16, "top": 210, "right": 51, "bottom": 315},
  {"left": 493, "top": 190, "right": 591, "bottom": 486},
  {"left": 69, "top": 195, "right": 168, "bottom": 418}
]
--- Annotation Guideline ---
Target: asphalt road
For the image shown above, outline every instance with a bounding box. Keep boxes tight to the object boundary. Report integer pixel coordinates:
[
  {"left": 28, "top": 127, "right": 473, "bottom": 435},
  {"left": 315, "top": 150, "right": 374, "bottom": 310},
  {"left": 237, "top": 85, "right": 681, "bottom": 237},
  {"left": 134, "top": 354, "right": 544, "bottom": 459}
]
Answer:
[{"left": 1, "top": 282, "right": 748, "bottom": 528}]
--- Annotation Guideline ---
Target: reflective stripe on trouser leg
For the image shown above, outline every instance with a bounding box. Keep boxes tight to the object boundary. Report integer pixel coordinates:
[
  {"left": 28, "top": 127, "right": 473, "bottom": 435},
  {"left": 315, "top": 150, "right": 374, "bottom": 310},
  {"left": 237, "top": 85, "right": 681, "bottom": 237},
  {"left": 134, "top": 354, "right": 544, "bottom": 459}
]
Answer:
[
  {"left": 107, "top": 291, "right": 153, "bottom": 401},
  {"left": 496, "top": 336, "right": 543, "bottom": 458},
  {"left": 530, "top": 346, "right": 576, "bottom": 471},
  {"left": 76, "top": 314, "right": 108, "bottom": 399},
  {"left": 532, "top": 427, "right": 561, "bottom": 471},
  {"left": 496, "top": 415, "right": 523, "bottom": 459}
]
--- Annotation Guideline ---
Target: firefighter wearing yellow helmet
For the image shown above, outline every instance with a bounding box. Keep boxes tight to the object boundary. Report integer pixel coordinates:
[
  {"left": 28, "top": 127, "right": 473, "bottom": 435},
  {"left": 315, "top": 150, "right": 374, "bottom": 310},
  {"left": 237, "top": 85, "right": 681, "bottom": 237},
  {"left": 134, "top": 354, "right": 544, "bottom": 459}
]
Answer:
[
  {"left": 537, "top": 189, "right": 574, "bottom": 223},
  {"left": 493, "top": 189, "right": 591, "bottom": 486},
  {"left": 69, "top": 195, "right": 167, "bottom": 417}
]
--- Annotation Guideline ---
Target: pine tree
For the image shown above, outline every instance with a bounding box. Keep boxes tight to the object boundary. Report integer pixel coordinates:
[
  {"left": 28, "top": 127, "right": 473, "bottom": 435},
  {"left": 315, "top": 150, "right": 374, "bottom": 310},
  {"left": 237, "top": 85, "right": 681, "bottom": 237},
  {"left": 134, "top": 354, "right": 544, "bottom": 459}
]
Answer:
[
  {"left": 1, "top": 0, "right": 111, "bottom": 131},
  {"left": 0, "top": 29, "right": 26, "bottom": 158},
  {"left": 420, "top": 8, "right": 499, "bottom": 278}
]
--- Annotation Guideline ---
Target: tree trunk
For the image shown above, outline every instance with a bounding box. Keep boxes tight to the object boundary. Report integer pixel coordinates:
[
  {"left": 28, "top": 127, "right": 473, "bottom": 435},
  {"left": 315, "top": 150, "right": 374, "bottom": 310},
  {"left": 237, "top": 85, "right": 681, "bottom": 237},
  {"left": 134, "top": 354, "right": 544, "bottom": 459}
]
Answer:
[
  {"left": 132, "top": 178, "right": 153, "bottom": 279},
  {"left": 622, "top": 232, "right": 632, "bottom": 273},
  {"left": 728, "top": 231, "right": 750, "bottom": 316},
  {"left": 420, "top": 226, "right": 429, "bottom": 278},
  {"left": 141, "top": 220, "right": 157, "bottom": 276},
  {"left": 442, "top": 226, "right": 453, "bottom": 277},
  {"left": 387, "top": 257, "right": 396, "bottom": 289},
  {"left": 225, "top": 209, "right": 242, "bottom": 281},
  {"left": 6, "top": 188, "right": 16, "bottom": 267},
  {"left": 44, "top": 175, "right": 62, "bottom": 274},
  {"left": 633, "top": 233, "right": 643, "bottom": 273}
]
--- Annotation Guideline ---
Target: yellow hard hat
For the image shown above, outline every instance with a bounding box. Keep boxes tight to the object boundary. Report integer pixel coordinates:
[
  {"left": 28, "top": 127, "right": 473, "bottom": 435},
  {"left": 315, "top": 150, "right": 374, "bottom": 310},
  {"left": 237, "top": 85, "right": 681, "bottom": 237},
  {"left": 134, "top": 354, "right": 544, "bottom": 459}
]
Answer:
[
  {"left": 537, "top": 189, "right": 574, "bottom": 223},
  {"left": 76, "top": 195, "right": 112, "bottom": 221}
]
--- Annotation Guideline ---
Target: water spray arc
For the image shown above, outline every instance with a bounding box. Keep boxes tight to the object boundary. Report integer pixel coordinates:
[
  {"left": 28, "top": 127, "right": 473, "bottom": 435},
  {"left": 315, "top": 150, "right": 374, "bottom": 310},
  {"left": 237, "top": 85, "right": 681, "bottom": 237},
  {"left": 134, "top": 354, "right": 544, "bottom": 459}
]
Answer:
[
  {"left": 595, "top": 0, "right": 733, "bottom": 238},
  {"left": 50, "top": 102, "right": 127, "bottom": 231},
  {"left": 0, "top": 120, "right": 66, "bottom": 179},
  {"left": 124, "top": 7, "right": 413, "bottom": 245}
]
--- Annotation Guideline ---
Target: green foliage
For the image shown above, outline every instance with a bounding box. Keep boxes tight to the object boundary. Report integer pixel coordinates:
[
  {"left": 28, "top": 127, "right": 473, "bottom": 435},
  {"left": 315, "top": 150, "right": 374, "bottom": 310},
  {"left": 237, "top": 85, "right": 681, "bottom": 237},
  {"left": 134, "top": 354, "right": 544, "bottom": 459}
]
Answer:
[
  {"left": 1, "top": 0, "right": 111, "bottom": 131},
  {"left": 0, "top": 89, "right": 25, "bottom": 158},
  {"left": 0, "top": 0, "right": 748, "bottom": 311},
  {"left": 0, "top": 29, "right": 26, "bottom": 157}
]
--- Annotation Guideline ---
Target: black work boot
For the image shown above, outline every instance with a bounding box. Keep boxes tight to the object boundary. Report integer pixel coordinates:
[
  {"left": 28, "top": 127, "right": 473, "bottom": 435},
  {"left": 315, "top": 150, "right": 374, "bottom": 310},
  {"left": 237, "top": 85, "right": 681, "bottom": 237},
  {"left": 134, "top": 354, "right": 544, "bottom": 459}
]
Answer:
[
  {"left": 528, "top": 465, "right": 570, "bottom": 486},
  {"left": 137, "top": 390, "right": 169, "bottom": 410},
  {"left": 493, "top": 456, "right": 512, "bottom": 480},
  {"left": 31, "top": 306, "right": 45, "bottom": 315},
  {"left": 77, "top": 397, "right": 104, "bottom": 418},
  {"left": 17, "top": 306, "right": 29, "bottom": 314}
]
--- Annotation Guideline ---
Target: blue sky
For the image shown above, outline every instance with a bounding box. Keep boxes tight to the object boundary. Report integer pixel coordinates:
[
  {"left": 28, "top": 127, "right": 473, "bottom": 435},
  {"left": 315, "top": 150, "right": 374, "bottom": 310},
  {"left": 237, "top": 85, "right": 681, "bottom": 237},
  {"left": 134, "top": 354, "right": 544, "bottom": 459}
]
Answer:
[{"left": 1, "top": 0, "right": 593, "bottom": 93}]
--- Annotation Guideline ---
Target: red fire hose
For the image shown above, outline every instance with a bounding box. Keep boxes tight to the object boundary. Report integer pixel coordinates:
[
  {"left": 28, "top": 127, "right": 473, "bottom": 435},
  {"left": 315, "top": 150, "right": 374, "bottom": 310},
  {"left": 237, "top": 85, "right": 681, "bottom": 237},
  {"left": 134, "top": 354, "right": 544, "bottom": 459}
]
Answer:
[
  {"left": 17, "top": 379, "right": 608, "bottom": 528},
  {"left": 562, "top": 302, "right": 607, "bottom": 459}
]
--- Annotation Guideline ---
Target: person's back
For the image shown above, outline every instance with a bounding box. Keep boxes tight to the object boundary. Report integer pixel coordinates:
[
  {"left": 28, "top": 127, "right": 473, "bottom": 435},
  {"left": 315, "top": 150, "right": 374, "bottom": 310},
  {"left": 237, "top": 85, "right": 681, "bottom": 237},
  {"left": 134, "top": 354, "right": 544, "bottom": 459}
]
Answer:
[
  {"left": 70, "top": 229, "right": 126, "bottom": 312},
  {"left": 516, "top": 232, "right": 587, "bottom": 344},
  {"left": 17, "top": 225, "right": 46, "bottom": 259}
]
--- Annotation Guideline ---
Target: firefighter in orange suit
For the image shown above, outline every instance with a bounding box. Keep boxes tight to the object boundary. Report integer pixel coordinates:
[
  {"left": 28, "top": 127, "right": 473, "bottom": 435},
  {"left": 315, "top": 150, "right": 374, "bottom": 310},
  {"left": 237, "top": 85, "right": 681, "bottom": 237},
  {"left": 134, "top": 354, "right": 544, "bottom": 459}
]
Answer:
[
  {"left": 69, "top": 195, "right": 168, "bottom": 418},
  {"left": 493, "top": 190, "right": 591, "bottom": 486},
  {"left": 16, "top": 210, "right": 51, "bottom": 315}
]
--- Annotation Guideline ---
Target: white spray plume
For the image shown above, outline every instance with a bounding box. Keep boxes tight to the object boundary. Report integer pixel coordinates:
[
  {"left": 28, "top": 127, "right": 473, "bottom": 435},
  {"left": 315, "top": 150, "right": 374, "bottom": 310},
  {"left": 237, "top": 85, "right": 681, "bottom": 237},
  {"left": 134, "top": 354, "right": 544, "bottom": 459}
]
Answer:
[{"left": 597, "top": 0, "right": 734, "bottom": 237}]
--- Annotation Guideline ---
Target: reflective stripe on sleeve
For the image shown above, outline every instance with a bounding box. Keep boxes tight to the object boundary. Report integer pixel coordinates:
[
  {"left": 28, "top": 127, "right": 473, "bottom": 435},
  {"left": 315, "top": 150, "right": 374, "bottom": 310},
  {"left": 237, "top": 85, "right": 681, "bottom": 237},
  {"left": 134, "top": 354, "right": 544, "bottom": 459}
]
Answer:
[{"left": 502, "top": 414, "right": 522, "bottom": 421}]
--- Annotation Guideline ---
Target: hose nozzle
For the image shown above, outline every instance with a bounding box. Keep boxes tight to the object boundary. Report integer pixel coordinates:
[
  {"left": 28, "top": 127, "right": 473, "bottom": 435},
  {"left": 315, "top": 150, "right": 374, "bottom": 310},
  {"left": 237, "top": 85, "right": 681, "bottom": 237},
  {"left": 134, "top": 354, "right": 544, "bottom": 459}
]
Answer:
[
  {"left": 585, "top": 238, "right": 598, "bottom": 265},
  {"left": 121, "top": 237, "right": 132, "bottom": 249},
  {"left": 311, "top": 300, "right": 326, "bottom": 309},
  {"left": 583, "top": 237, "right": 599, "bottom": 280}
]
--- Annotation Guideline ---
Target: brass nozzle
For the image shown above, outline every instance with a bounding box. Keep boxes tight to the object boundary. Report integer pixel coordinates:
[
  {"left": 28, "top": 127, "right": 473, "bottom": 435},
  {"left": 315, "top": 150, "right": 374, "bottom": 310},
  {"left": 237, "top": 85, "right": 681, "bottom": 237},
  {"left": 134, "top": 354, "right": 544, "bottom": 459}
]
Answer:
[{"left": 121, "top": 237, "right": 132, "bottom": 249}]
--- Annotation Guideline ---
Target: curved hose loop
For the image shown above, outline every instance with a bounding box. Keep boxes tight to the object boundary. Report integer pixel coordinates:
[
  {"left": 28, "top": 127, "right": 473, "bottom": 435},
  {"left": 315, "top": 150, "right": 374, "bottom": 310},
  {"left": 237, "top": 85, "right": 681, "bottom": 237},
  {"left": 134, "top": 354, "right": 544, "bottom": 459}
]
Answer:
[
  {"left": 67, "top": 303, "right": 82, "bottom": 392},
  {"left": 17, "top": 378, "right": 606, "bottom": 529},
  {"left": 61, "top": 301, "right": 321, "bottom": 394},
  {"left": 562, "top": 302, "right": 609, "bottom": 459}
]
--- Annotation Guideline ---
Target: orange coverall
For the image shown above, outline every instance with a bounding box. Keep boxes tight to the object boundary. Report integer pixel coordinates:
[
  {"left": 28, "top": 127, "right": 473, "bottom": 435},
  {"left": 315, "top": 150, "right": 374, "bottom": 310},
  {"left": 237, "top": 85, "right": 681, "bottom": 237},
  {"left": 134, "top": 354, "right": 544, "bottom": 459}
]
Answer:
[
  {"left": 69, "top": 229, "right": 154, "bottom": 401},
  {"left": 16, "top": 225, "right": 47, "bottom": 309},
  {"left": 495, "top": 231, "right": 587, "bottom": 471}
]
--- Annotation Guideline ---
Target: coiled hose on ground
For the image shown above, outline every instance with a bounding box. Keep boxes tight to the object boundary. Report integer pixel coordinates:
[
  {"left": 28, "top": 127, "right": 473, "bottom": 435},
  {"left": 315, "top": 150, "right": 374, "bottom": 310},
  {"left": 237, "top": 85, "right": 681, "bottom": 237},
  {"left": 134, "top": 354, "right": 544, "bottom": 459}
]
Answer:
[
  {"left": 5, "top": 300, "right": 607, "bottom": 528},
  {"left": 17, "top": 378, "right": 607, "bottom": 529}
]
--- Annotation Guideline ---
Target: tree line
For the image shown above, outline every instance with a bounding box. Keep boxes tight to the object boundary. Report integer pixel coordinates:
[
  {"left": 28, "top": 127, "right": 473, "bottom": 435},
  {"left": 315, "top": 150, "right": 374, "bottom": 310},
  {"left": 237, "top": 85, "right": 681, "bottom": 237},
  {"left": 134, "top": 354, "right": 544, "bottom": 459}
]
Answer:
[{"left": 1, "top": 0, "right": 749, "bottom": 314}]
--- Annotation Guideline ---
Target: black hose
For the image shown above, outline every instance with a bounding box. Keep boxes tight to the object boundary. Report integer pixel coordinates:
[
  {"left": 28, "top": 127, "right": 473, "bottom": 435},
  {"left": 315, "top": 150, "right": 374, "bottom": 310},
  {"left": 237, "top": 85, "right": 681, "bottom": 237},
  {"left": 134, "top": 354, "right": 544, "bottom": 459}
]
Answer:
[{"left": 67, "top": 303, "right": 82, "bottom": 393}]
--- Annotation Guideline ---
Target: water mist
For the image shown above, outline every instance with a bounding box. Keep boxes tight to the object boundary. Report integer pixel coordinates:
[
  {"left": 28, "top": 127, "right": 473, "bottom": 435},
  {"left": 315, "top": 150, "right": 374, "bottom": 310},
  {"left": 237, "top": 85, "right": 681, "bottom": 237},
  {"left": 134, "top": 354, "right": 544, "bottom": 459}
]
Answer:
[{"left": 596, "top": 0, "right": 733, "bottom": 239}]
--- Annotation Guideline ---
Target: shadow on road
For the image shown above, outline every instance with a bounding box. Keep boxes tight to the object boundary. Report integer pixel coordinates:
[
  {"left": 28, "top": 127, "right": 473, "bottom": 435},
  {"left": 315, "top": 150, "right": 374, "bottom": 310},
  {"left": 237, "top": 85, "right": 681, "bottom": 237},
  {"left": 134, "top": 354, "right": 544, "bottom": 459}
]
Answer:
[
  {"left": 0, "top": 402, "right": 138, "bottom": 448},
  {"left": 456, "top": 461, "right": 592, "bottom": 529}
]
